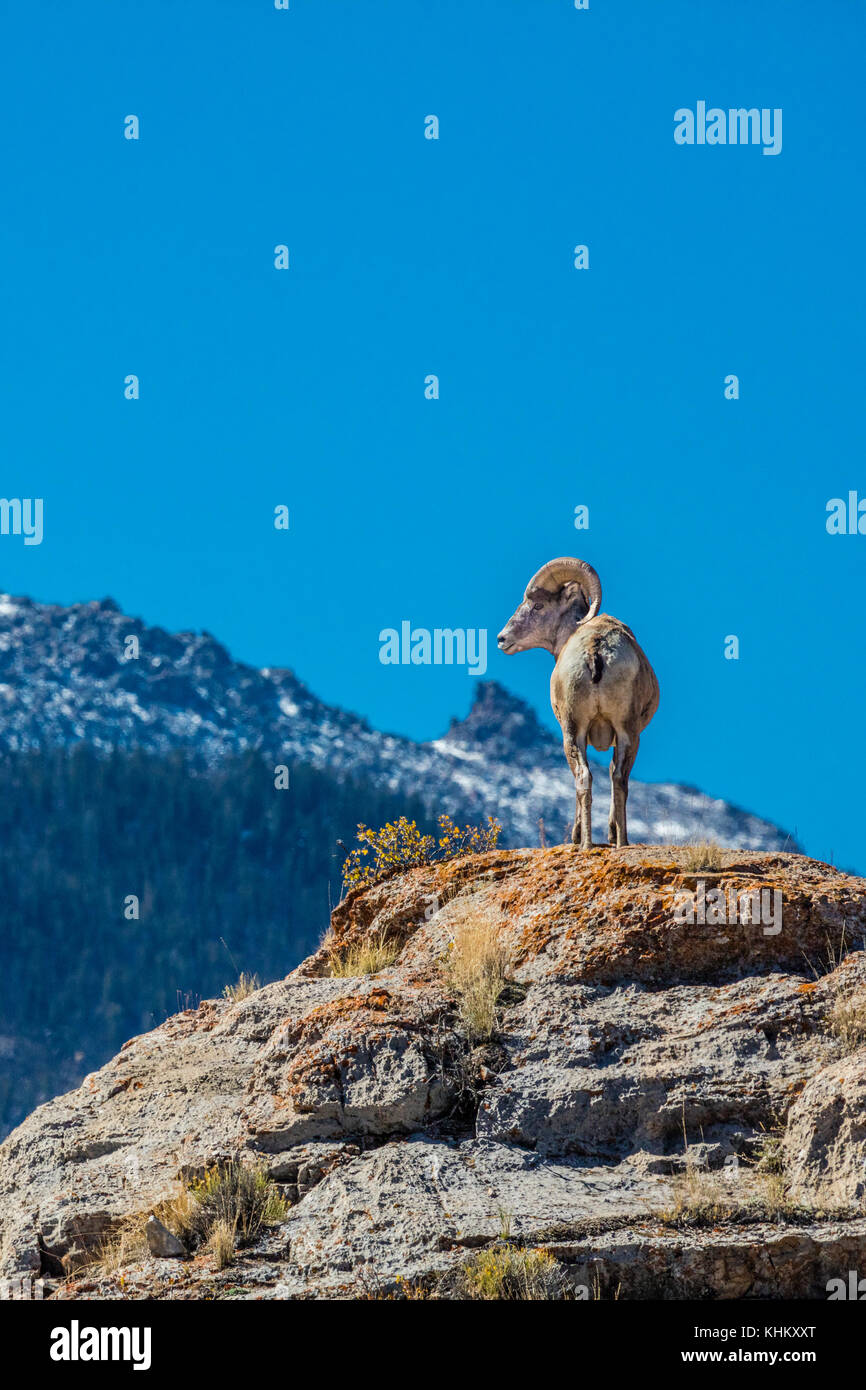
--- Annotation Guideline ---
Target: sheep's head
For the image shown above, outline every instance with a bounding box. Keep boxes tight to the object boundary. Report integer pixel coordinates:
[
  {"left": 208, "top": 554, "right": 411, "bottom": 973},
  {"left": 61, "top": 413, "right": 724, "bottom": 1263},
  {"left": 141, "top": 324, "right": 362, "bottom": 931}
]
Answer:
[{"left": 497, "top": 557, "right": 602, "bottom": 657}]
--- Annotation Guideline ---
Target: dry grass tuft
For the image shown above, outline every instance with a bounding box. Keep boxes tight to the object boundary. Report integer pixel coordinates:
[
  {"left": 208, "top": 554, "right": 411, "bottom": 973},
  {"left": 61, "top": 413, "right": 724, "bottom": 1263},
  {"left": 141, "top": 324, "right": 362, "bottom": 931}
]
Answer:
[
  {"left": 750, "top": 1131, "right": 802, "bottom": 1220},
  {"left": 656, "top": 1127, "right": 807, "bottom": 1228},
  {"left": 326, "top": 928, "right": 401, "bottom": 978},
  {"left": 94, "top": 1190, "right": 197, "bottom": 1275},
  {"left": 222, "top": 972, "right": 261, "bottom": 1002},
  {"left": 92, "top": 1163, "right": 288, "bottom": 1278},
  {"left": 205, "top": 1218, "right": 237, "bottom": 1270},
  {"left": 94, "top": 1217, "right": 150, "bottom": 1277},
  {"left": 680, "top": 841, "right": 725, "bottom": 872},
  {"left": 155, "top": 1185, "right": 200, "bottom": 1242},
  {"left": 801, "top": 928, "right": 857, "bottom": 983},
  {"left": 656, "top": 1162, "right": 738, "bottom": 1226},
  {"left": 829, "top": 989, "right": 866, "bottom": 1053},
  {"left": 444, "top": 913, "right": 509, "bottom": 1042},
  {"left": 751, "top": 1127, "right": 848, "bottom": 1221}
]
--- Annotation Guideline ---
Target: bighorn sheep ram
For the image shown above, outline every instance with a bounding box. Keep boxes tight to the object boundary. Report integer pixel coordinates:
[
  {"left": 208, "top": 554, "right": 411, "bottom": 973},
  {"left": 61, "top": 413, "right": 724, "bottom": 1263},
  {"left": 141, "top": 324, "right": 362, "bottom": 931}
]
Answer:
[{"left": 497, "top": 557, "right": 659, "bottom": 848}]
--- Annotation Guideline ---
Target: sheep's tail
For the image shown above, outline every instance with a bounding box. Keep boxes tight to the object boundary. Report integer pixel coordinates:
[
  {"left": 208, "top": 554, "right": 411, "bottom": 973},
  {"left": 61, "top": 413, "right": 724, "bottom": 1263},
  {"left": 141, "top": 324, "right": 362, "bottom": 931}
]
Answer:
[{"left": 581, "top": 626, "right": 607, "bottom": 684}]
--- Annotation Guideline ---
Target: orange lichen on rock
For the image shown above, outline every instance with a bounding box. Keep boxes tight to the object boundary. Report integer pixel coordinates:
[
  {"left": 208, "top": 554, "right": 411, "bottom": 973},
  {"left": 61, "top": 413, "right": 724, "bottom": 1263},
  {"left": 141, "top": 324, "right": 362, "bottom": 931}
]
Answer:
[{"left": 314, "top": 845, "right": 866, "bottom": 991}]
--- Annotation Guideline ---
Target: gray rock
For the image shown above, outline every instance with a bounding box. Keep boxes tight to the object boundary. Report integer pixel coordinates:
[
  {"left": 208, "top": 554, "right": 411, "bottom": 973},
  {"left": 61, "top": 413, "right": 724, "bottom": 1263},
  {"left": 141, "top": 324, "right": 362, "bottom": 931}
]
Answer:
[
  {"left": 145, "top": 1216, "right": 186, "bottom": 1259},
  {"left": 784, "top": 1051, "right": 866, "bottom": 1207},
  {"left": 276, "top": 1136, "right": 668, "bottom": 1295}
]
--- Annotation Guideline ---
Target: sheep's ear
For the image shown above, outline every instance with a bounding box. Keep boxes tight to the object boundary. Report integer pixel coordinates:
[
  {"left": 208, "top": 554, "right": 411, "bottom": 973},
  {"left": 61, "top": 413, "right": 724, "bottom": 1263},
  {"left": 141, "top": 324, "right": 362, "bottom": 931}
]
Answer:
[
  {"left": 560, "top": 580, "right": 587, "bottom": 607},
  {"left": 560, "top": 582, "right": 593, "bottom": 622}
]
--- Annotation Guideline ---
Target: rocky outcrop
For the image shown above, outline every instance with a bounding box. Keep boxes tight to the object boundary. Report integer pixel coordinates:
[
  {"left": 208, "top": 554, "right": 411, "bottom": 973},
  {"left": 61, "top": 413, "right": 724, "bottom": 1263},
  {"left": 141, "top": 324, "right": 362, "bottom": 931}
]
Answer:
[{"left": 1, "top": 846, "right": 865, "bottom": 1299}]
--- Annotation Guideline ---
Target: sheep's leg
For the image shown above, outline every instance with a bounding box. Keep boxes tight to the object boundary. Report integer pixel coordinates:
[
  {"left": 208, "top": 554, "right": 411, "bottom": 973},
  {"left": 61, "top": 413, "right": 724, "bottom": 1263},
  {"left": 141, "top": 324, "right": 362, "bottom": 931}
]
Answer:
[
  {"left": 564, "top": 728, "right": 592, "bottom": 848},
  {"left": 609, "top": 732, "right": 638, "bottom": 847}
]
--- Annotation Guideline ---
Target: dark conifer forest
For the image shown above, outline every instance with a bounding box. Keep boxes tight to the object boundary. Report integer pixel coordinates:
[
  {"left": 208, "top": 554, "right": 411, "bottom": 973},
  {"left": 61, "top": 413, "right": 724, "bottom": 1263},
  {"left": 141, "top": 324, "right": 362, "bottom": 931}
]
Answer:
[{"left": 0, "top": 749, "right": 431, "bottom": 1135}]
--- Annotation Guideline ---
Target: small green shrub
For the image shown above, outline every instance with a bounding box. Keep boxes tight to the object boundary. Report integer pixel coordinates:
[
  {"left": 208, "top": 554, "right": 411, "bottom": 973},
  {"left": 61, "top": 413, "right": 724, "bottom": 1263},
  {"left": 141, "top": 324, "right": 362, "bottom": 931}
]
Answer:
[
  {"left": 182, "top": 1163, "right": 289, "bottom": 1248},
  {"left": 460, "top": 1245, "right": 566, "bottom": 1300},
  {"left": 342, "top": 814, "right": 500, "bottom": 891}
]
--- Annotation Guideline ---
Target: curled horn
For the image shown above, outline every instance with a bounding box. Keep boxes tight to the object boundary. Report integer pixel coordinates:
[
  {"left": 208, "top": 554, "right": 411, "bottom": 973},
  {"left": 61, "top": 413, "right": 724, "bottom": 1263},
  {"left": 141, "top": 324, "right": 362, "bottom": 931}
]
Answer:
[{"left": 524, "top": 557, "right": 602, "bottom": 622}]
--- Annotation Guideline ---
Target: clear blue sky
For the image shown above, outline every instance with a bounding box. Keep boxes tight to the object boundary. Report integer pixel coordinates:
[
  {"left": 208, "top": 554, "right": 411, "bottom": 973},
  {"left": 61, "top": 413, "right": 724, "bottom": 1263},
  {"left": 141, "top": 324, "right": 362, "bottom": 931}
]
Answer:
[{"left": 1, "top": 1, "right": 863, "bottom": 870}]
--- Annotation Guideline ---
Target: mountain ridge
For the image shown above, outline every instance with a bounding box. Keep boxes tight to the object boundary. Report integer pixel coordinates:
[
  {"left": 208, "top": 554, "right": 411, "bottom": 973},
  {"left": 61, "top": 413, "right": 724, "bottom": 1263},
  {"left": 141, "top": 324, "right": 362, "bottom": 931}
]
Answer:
[{"left": 0, "top": 589, "right": 794, "bottom": 851}]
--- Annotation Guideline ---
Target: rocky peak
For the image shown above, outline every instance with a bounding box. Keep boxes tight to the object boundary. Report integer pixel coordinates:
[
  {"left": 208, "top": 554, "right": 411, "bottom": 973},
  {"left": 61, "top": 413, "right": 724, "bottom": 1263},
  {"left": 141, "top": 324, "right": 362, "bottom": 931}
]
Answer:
[{"left": 439, "top": 680, "right": 557, "bottom": 760}]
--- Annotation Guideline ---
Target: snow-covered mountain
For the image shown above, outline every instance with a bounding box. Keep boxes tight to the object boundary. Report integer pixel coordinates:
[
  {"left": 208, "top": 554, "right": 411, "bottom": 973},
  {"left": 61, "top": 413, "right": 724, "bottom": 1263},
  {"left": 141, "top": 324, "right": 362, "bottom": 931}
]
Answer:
[{"left": 0, "top": 591, "right": 794, "bottom": 851}]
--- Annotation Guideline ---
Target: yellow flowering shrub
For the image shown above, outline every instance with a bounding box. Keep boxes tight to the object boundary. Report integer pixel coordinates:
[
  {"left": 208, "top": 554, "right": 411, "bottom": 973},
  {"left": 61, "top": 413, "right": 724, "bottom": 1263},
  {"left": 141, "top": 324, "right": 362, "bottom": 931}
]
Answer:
[{"left": 342, "top": 813, "right": 501, "bottom": 890}]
